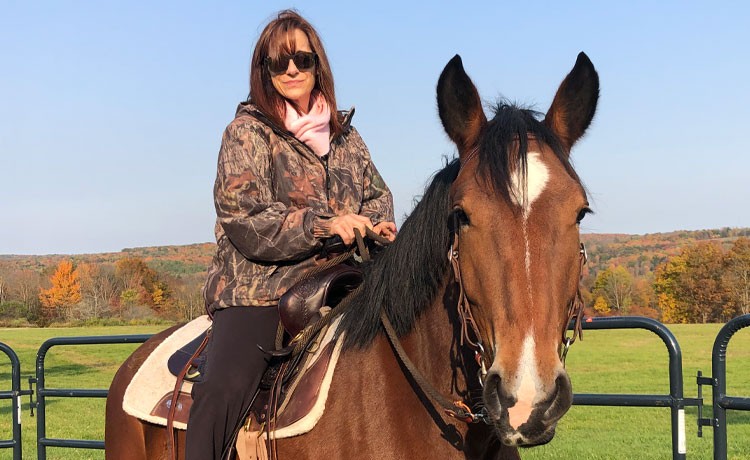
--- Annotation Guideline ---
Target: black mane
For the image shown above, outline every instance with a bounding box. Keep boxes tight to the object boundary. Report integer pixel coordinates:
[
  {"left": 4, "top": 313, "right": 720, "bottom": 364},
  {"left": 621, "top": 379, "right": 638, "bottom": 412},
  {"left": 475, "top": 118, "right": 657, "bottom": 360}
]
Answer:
[
  {"left": 338, "top": 158, "right": 459, "bottom": 350},
  {"left": 338, "top": 102, "right": 580, "bottom": 350}
]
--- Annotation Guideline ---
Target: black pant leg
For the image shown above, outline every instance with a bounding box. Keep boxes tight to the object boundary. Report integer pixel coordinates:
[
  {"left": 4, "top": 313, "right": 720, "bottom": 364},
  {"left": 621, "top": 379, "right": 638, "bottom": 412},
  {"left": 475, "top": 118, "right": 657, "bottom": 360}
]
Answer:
[{"left": 185, "top": 306, "right": 279, "bottom": 460}]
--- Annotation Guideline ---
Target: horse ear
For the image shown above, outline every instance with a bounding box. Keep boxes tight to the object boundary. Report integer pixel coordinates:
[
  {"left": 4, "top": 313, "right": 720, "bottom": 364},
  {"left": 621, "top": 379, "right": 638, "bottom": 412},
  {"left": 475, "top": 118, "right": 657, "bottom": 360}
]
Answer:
[
  {"left": 544, "top": 52, "right": 599, "bottom": 154},
  {"left": 437, "top": 55, "right": 486, "bottom": 154}
]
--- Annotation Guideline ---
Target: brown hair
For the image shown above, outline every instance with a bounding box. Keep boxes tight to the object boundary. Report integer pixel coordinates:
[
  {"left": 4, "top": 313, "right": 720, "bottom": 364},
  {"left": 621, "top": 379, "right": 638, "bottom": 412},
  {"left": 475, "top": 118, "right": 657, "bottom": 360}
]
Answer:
[{"left": 249, "top": 10, "right": 342, "bottom": 136}]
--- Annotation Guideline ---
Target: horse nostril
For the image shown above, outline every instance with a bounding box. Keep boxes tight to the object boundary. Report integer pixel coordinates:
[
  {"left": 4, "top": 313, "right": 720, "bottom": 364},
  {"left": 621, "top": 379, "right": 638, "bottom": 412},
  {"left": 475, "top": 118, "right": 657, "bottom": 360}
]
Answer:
[
  {"left": 482, "top": 371, "right": 504, "bottom": 417},
  {"left": 543, "top": 372, "right": 573, "bottom": 421},
  {"left": 555, "top": 372, "right": 572, "bottom": 398},
  {"left": 484, "top": 371, "right": 501, "bottom": 396}
]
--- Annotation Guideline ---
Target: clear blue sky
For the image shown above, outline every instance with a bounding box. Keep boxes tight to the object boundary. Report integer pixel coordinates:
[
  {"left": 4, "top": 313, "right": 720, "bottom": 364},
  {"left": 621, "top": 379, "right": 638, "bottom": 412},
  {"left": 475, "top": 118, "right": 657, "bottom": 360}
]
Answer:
[{"left": 1, "top": 1, "right": 748, "bottom": 255}]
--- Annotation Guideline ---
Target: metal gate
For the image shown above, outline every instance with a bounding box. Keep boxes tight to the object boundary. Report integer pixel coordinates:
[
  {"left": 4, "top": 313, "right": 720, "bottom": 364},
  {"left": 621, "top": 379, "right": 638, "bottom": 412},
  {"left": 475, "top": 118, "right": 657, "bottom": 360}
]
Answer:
[
  {"left": 1, "top": 315, "right": 749, "bottom": 459},
  {"left": 573, "top": 316, "right": 693, "bottom": 460},
  {"left": 0, "top": 341, "right": 31, "bottom": 460},
  {"left": 574, "top": 314, "right": 750, "bottom": 460},
  {"left": 697, "top": 314, "right": 750, "bottom": 460},
  {"left": 33, "top": 334, "right": 152, "bottom": 460}
]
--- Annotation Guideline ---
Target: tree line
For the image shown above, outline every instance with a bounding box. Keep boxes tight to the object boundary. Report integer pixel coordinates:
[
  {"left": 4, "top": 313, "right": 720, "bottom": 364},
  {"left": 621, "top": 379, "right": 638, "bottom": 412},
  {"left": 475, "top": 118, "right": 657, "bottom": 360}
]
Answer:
[
  {"left": 586, "top": 237, "right": 750, "bottom": 323},
  {"left": 0, "top": 236, "right": 748, "bottom": 327},
  {"left": 0, "top": 256, "right": 205, "bottom": 326}
]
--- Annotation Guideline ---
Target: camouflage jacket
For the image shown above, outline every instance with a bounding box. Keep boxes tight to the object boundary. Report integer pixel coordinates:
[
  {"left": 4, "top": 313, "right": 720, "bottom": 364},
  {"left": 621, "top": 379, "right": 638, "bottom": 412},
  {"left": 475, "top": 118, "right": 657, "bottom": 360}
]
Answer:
[{"left": 203, "top": 103, "right": 394, "bottom": 311}]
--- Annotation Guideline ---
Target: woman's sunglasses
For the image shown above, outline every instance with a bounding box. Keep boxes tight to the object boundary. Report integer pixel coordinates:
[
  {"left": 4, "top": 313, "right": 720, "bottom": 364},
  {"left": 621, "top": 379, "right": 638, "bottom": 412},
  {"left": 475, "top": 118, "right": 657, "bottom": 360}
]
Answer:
[{"left": 265, "top": 51, "right": 317, "bottom": 76}]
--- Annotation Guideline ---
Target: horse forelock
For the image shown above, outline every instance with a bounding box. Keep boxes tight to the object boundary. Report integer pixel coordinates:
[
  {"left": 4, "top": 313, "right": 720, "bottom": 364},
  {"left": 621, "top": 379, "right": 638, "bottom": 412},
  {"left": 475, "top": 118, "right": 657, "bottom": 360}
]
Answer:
[{"left": 476, "top": 102, "right": 583, "bottom": 205}]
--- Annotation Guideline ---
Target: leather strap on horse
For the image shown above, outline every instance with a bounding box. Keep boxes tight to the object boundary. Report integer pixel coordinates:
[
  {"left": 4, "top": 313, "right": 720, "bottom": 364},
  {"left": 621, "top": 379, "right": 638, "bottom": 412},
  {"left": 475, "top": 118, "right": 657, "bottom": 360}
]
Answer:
[
  {"left": 380, "top": 311, "right": 486, "bottom": 424},
  {"left": 448, "top": 224, "right": 490, "bottom": 372},
  {"left": 378, "top": 220, "right": 589, "bottom": 425},
  {"left": 167, "top": 329, "right": 211, "bottom": 460},
  {"left": 354, "top": 227, "right": 392, "bottom": 262},
  {"left": 376, "top": 219, "right": 491, "bottom": 424},
  {"left": 561, "top": 242, "right": 588, "bottom": 365}
]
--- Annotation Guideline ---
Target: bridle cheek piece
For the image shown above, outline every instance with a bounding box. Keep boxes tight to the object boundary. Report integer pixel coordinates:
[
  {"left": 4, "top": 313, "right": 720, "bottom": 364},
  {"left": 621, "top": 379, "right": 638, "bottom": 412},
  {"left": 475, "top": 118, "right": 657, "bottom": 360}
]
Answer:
[
  {"left": 561, "top": 242, "right": 587, "bottom": 367},
  {"left": 382, "top": 219, "right": 588, "bottom": 426},
  {"left": 448, "top": 228, "right": 490, "bottom": 385},
  {"left": 449, "top": 230, "right": 588, "bottom": 381}
]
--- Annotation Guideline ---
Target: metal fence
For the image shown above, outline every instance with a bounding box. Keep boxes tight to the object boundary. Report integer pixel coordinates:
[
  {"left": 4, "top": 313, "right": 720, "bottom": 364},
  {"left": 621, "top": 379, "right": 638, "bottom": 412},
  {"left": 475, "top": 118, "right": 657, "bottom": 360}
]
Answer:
[
  {"left": 698, "top": 314, "right": 750, "bottom": 460},
  {"left": 1, "top": 315, "right": 749, "bottom": 459},
  {"left": 572, "top": 316, "right": 695, "bottom": 460},
  {"left": 0, "top": 341, "right": 28, "bottom": 460},
  {"left": 33, "top": 334, "right": 152, "bottom": 460}
]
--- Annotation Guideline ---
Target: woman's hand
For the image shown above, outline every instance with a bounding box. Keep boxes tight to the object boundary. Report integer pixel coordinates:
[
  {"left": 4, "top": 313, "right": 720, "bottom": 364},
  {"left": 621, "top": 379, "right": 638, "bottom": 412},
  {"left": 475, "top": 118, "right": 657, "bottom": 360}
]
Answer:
[
  {"left": 329, "top": 214, "right": 373, "bottom": 245},
  {"left": 373, "top": 221, "right": 397, "bottom": 242}
]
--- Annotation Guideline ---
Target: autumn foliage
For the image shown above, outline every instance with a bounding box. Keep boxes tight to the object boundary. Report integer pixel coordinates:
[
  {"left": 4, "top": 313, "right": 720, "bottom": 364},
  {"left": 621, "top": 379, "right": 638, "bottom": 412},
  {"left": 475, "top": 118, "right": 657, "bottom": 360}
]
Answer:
[
  {"left": 0, "top": 244, "right": 213, "bottom": 326},
  {"left": 114, "top": 257, "right": 171, "bottom": 310},
  {"left": 1, "top": 233, "right": 749, "bottom": 326},
  {"left": 39, "top": 260, "right": 82, "bottom": 319},
  {"left": 653, "top": 240, "right": 750, "bottom": 323}
]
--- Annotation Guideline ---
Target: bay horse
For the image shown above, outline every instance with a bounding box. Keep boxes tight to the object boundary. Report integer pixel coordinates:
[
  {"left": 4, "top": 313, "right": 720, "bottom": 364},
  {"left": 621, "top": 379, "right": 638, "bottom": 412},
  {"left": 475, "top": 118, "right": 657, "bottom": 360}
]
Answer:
[{"left": 105, "top": 52, "right": 599, "bottom": 459}]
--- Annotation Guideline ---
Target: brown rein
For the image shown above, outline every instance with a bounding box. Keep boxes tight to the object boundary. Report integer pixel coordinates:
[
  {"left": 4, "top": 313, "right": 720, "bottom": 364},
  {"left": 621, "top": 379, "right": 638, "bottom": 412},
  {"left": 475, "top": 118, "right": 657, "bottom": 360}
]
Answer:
[{"left": 381, "top": 223, "right": 588, "bottom": 425}]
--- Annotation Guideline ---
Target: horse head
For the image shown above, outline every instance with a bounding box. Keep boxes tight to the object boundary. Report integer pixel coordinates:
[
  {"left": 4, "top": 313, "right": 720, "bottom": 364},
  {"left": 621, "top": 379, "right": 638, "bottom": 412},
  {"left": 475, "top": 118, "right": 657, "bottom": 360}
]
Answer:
[{"left": 437, "top": 53, "right": 599, "bottom": 446}]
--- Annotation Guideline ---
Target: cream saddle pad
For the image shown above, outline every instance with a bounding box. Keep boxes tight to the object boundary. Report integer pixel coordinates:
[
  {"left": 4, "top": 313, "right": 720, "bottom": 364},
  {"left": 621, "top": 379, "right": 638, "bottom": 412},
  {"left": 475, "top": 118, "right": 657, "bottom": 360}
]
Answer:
[{"left": 122, "top": 314, "right": 345, "bottom": 440}]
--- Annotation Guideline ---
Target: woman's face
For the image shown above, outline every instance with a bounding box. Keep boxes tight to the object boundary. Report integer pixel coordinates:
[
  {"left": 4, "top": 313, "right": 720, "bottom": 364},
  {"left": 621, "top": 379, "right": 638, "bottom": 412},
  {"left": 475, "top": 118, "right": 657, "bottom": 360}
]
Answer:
[{"left": 270, "top": 29, "right": 316, "bottom": 112}]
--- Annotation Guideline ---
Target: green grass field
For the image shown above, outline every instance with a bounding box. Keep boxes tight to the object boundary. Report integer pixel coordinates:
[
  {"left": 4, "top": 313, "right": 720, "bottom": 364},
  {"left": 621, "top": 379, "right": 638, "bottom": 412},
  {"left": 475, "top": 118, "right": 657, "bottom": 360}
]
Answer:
[
  {"left": 1, "top": 323, "right": 749, "bottom": 459},
  {"left": 0, "top": 325, "right": 165, "bottom": 460}
]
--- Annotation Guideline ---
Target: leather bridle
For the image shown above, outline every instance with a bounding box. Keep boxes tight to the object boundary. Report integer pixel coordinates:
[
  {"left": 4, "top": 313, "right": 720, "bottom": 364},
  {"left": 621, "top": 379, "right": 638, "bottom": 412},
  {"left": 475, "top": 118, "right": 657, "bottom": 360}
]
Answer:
[
  {"left": 561, "top": 242, "right": 587, "bottom": 365},
  {"left": 380, "top": 155, "right": 588, "bottom": 425},
  {"left": 380, "top": 224, "right": 587, "bottom": 425}
]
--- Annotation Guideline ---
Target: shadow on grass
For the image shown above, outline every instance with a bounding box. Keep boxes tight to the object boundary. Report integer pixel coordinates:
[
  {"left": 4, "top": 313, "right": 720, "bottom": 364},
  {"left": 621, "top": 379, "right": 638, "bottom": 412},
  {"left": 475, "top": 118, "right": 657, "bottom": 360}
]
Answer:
[
  {"left": 0, "top": 398, "right": 68, "bottom": 418},
  {"left": 0, "top": 370, "right": 17, "bottom": 381},
  {"left": 0, "top": 363, "right": 109, "bottom": 420},
  {"left": 38, "top": 362, "right": 99, "bottom": 378},
  {"left": 727, "top": 410, "right": 750, "bottom": 425},
  {"left": 2, "top": 362, "right": 97, "bottom": 378}
]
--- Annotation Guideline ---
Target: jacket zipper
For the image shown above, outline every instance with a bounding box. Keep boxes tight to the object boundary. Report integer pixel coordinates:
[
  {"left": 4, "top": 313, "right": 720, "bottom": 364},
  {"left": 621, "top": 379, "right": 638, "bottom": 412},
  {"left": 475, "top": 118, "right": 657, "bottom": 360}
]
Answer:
[
  {"left": 321, "top": 154, "right": 330, "bottom": 202},
  {"left": 292, "top": 139, "right": 329, "bottom": 205},
  {"left": 249, "top": 109, "right": 344, "bottom": 209},
  {"left": 282, "top": 131, "right": 331, "bottom": 207}
]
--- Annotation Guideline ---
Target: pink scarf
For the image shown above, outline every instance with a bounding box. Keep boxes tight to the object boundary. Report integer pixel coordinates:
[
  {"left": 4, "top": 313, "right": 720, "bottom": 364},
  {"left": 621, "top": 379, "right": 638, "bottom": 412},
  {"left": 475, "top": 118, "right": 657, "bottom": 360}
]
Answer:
[{"left": 284, "top": 92, "right": 331, "bottom": 156}]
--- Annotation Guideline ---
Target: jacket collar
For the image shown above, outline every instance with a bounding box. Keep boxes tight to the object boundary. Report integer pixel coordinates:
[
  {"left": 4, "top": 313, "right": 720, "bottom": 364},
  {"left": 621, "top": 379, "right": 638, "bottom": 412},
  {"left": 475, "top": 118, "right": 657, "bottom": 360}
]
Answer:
[{"left": 235, "top": 102, "right": 356, "bottom": 143}]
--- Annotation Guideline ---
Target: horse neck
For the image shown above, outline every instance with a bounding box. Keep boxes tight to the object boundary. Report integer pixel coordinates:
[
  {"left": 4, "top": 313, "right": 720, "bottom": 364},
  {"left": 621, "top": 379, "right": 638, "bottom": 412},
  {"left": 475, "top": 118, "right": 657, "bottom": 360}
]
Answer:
[
  {"left": 388, "top": 282, "right": 518, "bottom": 459},
  {"left": 398, "top": 279, "right": 469, "bottom": 394}
]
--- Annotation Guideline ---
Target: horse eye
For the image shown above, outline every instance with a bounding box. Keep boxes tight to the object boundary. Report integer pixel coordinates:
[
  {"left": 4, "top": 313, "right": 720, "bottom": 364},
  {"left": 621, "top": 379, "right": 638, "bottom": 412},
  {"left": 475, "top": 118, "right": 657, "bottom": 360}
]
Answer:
[
  {"left": 450, "top": 208, "right": 470, "bottom": 231},
  {"left": 576, "top": 207, "right": 593, "bottom": 224}
]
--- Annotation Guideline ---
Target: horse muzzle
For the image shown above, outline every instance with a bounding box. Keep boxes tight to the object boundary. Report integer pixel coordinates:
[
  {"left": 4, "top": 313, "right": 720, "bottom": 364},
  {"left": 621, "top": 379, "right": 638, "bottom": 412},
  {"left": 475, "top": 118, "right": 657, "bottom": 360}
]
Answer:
[{"left": 481, "top": 369, "right": 573, "bottom": 446}]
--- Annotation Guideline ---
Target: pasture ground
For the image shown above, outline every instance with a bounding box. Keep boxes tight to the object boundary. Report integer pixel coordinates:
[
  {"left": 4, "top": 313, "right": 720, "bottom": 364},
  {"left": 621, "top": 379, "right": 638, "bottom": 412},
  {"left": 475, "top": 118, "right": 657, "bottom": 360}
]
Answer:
[{"left": 0, "top": 323, "right": 748, "bottom": 459}]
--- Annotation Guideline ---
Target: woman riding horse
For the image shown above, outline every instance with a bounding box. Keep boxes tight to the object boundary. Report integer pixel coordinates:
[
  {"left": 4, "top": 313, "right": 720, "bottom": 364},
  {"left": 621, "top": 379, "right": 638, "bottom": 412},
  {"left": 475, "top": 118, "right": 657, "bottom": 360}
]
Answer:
[
  {"left": 105, "top": 40, "right": 599, "bottom": 460},
  {"left": 186, "top": 10, "right": 396, "bottom": 459}
]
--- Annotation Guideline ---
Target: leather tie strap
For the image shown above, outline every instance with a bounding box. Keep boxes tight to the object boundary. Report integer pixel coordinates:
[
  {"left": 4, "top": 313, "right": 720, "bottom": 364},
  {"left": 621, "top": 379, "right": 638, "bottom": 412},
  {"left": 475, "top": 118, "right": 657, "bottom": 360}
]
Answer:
[
  {"left": 380, "top": 310, "right": 487, "bottom": 424},
  {"left": 449, "top": 229, "right": 487, "bottom": 358},
  {"left": 167, "top": 329, "right": 211, "bottom": 460}
]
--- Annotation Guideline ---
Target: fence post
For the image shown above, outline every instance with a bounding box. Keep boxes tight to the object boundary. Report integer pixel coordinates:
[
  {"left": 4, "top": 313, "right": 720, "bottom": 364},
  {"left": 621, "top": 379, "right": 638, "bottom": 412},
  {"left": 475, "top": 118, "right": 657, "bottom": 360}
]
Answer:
[
  {"left": 710, "top": 314, "right": 750, "bottom": 460},
  {"left": 0, "top": 342, "right": 25, "bottom": 460}
]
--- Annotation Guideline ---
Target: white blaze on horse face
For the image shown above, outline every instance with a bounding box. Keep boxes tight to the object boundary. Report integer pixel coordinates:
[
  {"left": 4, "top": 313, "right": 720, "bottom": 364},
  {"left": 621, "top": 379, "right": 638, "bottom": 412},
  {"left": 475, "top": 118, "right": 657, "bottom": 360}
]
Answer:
[
  {"left": 509, "top": 152, "right": 550, "bottom": 290},
  {"left": 507, "top": 334, "right": 540, "bottom": 430},
  {"left": 509, "top": 152, "right": 549, "bottom": 215}
]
